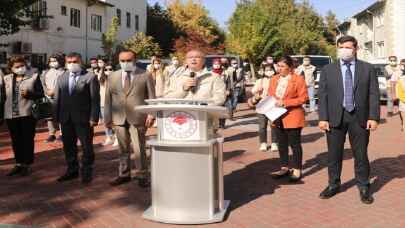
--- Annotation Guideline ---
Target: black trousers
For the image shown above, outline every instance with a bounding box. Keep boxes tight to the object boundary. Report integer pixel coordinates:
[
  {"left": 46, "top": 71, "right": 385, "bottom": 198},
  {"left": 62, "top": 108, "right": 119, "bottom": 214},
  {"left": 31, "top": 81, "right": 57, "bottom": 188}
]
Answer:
[
  {"left": 61, "top": 120, "right": 95, "bottom": 174},
  {"left": 257, "top": 114, "right": 278, "bottom": 144},
  {"left": 327, "top": 110, "right": 370, "bottom": 189},
  {"left": 6, "top": 116, "right": 37, "bottom": 166},
  {"left": 274, "top": 126, "right": 303, "bottom": 169}
]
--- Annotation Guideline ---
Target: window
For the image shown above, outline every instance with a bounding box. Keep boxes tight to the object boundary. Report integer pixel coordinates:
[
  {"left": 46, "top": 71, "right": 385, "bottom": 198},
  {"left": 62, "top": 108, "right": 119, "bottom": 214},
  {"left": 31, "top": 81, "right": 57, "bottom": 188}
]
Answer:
[
  {"left": 31, "top": 0, "right": 47, "bottom": 17},
  {"left": 91, "top": 15, "right": 102, "bottom": 32},
  {"left": 61, "top": 6, "right": 67, "bottom": 16},
  {"left": 135, "top": 15, "right": 139, "bottom": 31},
  {"left": 375, "top": 10, "right": 384, "bottom": 27},
  {"left": 70, "top": 8, "right": 81, "bottom": 28},
  {"left": 116, "top": 9, "right": 121, "bottom": 25},
  {"left": 126, "top": 12, "right": 131, "bottom": 28},
  {"left": 376, "top": 41, "right": 385, "bottom": 58}
]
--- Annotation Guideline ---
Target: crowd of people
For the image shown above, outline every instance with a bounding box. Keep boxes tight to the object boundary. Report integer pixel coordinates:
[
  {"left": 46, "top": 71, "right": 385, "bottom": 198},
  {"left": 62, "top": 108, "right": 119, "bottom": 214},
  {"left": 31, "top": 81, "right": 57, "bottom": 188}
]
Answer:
[{"left": 0, "top": 35, "right": 405, "bottom": 204}]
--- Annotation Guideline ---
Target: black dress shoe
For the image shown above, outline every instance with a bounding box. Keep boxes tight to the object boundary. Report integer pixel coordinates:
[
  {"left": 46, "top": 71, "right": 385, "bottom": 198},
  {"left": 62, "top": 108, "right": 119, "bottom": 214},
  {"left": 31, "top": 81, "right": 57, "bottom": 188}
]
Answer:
[
  {"left": 319, "top": 186, "right": 340, "bottom": 199},
  {"left": 82, "top": 175, "right": 93, "bottom": 184},
  {"left": 45, "top": 135, "right": 56, "bottom": 143},
  {"left": 359, "top": 188, "right": 374, "bottom": 204},
  {"left": 57, "top": 172, "right": 79, "bottom": 182},
  {"left": 19, "top": 166, "right": 32, "bottom": 177},
  {"left": 110, "top": 176, "right": 131, "bottom": 186},
  {"left": 138, "top": 178, "right": 150, "bottom": 188},
  {"left": 6, "top": 166, "right": 23, "bottom": 176}
]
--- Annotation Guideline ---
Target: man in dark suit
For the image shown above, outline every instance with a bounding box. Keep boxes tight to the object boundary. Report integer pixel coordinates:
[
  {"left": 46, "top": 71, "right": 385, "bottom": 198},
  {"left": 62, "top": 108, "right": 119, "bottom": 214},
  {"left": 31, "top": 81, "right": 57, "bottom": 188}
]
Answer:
[
  {"left": 54, "top": 52, "right": 100, "bottom": 184},
  {"left": 318, "top": 35, "right": 380, "bottom": 204}
]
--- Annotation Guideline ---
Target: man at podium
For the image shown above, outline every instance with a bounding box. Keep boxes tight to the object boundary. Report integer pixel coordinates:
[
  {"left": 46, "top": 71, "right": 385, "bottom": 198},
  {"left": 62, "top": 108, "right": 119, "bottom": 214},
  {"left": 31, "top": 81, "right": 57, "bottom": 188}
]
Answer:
[{"left": 164, "top": 49, "right": 226, "bottom": 106}]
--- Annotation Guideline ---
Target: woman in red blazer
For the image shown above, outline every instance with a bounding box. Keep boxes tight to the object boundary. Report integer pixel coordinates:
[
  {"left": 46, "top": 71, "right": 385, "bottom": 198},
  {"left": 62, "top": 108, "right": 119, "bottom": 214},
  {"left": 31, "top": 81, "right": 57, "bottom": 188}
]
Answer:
[{"left": 268, "top": 56, "right": 309, "bottom": 182}]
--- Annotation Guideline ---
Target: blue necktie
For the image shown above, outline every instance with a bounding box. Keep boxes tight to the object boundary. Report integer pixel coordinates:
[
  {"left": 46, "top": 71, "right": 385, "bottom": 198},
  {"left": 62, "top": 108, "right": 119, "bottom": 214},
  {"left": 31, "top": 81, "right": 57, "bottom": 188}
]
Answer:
[{"left": 344, "top": 62, "right": 354, "bottom": 112}]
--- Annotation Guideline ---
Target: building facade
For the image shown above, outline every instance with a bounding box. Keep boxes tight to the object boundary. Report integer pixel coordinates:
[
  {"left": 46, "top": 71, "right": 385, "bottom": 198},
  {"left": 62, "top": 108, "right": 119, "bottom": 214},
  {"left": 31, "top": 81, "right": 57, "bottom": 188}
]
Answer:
[
  {"left": 0, "top": 0, "right": 146, "bottom": 69},
  {"left": 338, "top": 0, "right": 405, "bottom": 63}
]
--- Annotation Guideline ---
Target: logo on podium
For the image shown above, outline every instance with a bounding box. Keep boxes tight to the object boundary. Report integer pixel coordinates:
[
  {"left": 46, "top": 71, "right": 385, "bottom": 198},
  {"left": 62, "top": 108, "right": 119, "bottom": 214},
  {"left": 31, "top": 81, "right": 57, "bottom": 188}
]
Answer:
[{"left": 164, "top": 111, "right": 198, "bottom": 139}]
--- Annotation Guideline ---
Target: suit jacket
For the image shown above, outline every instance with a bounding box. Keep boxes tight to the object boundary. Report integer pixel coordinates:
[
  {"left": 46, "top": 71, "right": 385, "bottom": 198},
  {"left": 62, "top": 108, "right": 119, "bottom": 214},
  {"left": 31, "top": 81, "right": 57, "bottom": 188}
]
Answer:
[
  {"left": 104, "top": 68, "right": 155, "bottom": 127},
  {"left": 1, "top": 72, "right": 44, "bottom": 119},
  {"left": 318, "top": 59, "right": 380, "bottom": 128},
  {"left": 53, "top": 70, "right": 100, "bottom": 124},
  {"left": 268, "top": 73, "right": 308, "bottom": 128}
]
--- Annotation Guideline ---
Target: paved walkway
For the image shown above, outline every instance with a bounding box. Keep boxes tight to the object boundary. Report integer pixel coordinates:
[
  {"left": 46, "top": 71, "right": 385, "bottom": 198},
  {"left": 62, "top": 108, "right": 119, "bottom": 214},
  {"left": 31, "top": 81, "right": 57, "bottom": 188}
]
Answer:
[{"left": 1, "top": 104, "right": 405, "bottom": 228}]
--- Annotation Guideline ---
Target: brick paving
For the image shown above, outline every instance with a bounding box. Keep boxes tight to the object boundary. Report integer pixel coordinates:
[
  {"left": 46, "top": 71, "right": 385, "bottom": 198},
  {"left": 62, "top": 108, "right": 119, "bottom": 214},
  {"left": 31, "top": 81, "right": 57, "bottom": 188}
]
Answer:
[{"left": 1, "top": 103, "right": 405, "bottom": 228}]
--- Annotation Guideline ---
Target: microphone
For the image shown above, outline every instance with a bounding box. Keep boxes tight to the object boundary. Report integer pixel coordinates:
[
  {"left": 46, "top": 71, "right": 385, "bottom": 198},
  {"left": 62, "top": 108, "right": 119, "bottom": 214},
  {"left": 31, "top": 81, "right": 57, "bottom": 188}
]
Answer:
[{"left": 190, "top": 71, "right": 196, "bottom": 93}]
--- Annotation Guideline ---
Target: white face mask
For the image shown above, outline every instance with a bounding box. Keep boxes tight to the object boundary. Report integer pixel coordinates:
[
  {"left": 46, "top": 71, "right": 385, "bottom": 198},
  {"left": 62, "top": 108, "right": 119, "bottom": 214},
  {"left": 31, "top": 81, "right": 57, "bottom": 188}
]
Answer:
[
  {"left": 91, "top": 63, "right": 98, "bottom": 69},
  {"left": 120, "top": 61, "right": 135, "bottom": 72},
  {"left": 98, "top": 62, "right": 105, "bottom": 68},
  {"left": 267, "top": 58, "right": 273, "bottom": 64},
  {"left": 401, "top": 65, "right": 405, "bottom": 71},
  {"left": 66, "top": 63, "right": 82, "bottom": 73},
  {"left": 264, "top": 70, "right": 275, "bottom": 77},
  {"left": 105, "top": 71, "right": 111, "bottom": 76},
  {"left": 12, "top": 66, "right": 27, "bottom": 75},
  {"left": 231, "top": 63, "right": 238, "bottom": 68},
  {"left": 337, "top": 48, "right": 355, "bottom": 61},
  {"left": 49, "top": 61, "right": 59, "bottom": 68},
  {"left": 389, "top": 61, "right": 397, "bottom": 66},
  {"left": 154, "top": 64, "right": 161, "bottom": 70},
  {"left": 213, "top": 64, "right": 221, "bottom": 69},
  {"left": 303, "top": 60, "right": 310, "bottom": 66},
  {"left": 172, "top": 60, "right": 179, "bottom": 66}
]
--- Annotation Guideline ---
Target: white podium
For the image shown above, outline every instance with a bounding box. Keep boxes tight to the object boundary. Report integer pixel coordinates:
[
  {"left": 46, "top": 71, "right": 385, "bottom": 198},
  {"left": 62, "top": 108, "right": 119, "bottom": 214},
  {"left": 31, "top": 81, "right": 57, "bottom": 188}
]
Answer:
[{"left": 134, "top": 99, "right": 230, "bottom": 224}]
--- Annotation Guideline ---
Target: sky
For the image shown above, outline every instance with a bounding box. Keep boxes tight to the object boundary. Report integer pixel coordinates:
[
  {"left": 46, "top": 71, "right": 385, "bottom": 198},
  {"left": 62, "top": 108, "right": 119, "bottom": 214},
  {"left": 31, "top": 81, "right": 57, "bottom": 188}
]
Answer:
[{"left": 147, "top": 0, "right": 377, "bottom": 29}]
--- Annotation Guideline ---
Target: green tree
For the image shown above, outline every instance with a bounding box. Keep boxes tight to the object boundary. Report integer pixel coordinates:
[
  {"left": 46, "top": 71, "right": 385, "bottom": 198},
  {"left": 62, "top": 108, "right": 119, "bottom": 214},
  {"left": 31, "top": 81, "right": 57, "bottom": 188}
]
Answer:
[
  {"left": 101, "top": 16, "right": 119, "bottom": 61},
  {"left": 0, "top": 0, "right": 38, "bottom": 36},
  {"left": 147, "top": 3, "right": 181, "bottom": 57},
  {"left": 121, "top": 32, "right": 162, "bottom": 59}
]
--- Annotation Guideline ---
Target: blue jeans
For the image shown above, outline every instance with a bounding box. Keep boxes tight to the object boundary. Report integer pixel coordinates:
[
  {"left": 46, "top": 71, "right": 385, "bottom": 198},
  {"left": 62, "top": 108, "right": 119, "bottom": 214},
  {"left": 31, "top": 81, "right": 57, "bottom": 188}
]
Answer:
[
  {"left": 231, "top": 87, "right": 242, "bottom": 110},
  {"left": 307, "top": 86, "right": 316, "bottom": 112},
  {"left": 100, "top": 107, "right": 113, "bottom": 136}
]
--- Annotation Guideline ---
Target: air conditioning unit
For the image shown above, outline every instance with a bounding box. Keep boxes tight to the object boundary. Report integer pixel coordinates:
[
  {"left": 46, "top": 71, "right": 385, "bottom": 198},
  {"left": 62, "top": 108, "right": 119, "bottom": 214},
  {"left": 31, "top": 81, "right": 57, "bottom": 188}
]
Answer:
[{"left": 22, "top": 43, "right": 32, "bottom": 53}]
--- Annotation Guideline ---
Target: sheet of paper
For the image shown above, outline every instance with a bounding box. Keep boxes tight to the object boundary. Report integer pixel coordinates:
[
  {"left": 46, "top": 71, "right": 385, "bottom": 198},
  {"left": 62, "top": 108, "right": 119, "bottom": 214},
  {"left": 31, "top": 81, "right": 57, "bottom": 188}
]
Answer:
[{"left": 255, "top": 96, "right": 287, "bottom": 122}]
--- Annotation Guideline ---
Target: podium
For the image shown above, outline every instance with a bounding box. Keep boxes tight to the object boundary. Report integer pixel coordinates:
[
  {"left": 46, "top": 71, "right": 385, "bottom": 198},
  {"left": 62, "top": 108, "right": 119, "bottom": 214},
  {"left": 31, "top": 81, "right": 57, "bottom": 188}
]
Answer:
[{"left": 134, "top": 99, "right": 230, "bottom": 224}]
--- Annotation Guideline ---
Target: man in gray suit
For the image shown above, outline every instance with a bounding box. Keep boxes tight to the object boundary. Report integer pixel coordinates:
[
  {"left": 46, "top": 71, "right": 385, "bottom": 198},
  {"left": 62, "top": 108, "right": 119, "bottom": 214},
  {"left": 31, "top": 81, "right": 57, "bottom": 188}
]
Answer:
[
  {"left": 54, "top": 52, "right": 100, "bottom": 184},
  {"left": 318, "top": 36, "right": 380, "bottom": 204},
  {"left": 104, "top": 50, "right": 155, "bottom": 188}
]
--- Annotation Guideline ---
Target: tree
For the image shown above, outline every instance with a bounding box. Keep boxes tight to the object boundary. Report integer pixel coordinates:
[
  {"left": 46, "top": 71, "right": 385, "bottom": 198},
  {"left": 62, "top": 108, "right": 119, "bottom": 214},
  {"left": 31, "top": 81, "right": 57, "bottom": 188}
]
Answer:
[
  {"left": 0, "top": 0, "right": 38, "bottom": 36},
  {"left": 120, "top": 32, "right": 162, "bottom": 59},
  {"left": 147, "top": 3, "right": 181, "bottom": 57},
  {"left": 101, "top": 16, "right": 120, "bottom": 61},
  {"left": 167, "top": 0, "right": 225, "bottom": 57}
]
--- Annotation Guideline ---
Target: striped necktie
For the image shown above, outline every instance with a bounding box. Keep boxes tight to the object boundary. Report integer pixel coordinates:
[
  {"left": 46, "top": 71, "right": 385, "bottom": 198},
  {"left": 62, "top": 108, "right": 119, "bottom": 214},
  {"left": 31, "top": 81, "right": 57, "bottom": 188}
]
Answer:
[{"left": 344, "top": 62, "right": 354, "bottom": 112}]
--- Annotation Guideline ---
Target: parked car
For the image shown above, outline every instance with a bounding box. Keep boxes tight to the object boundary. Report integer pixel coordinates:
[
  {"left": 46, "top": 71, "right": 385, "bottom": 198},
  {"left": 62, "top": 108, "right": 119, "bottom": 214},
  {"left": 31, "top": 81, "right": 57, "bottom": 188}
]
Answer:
[{"left": 291, "top": 55, "right": 333, "bottom": 99}]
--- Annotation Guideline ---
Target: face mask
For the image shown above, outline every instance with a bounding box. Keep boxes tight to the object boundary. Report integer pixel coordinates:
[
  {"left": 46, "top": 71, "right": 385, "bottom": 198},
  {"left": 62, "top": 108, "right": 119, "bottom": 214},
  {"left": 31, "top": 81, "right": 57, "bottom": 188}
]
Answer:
[
  {"left": 264, "top": 70, "right": 275, "bottom": 77},
  {"left": 91, "top": 63, "right": 98, "bottom": 69},
  {"left": 105, "top": 71, "right": 112, "bottom": 76},
  {"left": 231, "top": 63, "right": 238, "bottom": 68},
  {"left": 172, "top": 60, "right": 179, "bottom": 66},
  {"left": 98, "top": 62, "right": 105, "bottom": 68},
  {"left": 267, "top": 59, "right": 273, "bottom": 64},
  {"left": 389, "top": 61, "right": 397, "bottom": 66},
  {"left": 401, "top": 65, "right": 405, "bottom": 71},
  {"left": 12, "top": 66, "right": 27, "bottom": 75},
  {"left": 154, "top": 64, "right": 161, "bottom": 70},
  {"left": 66, "top": 63, "right": 82, "bottom": 73},
  {"left": 120, "top": 61, "right": 135, "bottom": 72},
  {"left": 337, "top": 48, "right": 355, "bottom": 61},
  {"left": 49, "top": 61, "right": 59, "bottom": 68},
  {"left": 303, "top": 60, "right": 310, "bottom": 66},
  {"left": 213, "top": 64, "right": 221, "bottom": 69}
]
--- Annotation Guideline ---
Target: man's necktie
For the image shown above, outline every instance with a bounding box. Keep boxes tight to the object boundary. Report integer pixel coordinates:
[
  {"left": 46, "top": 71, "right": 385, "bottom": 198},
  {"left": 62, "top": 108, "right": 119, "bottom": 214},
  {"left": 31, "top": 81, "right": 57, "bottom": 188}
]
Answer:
[
  {"left": 344, "top": 62, "right": 354, "bottom": 112},
  {"left": 124, "top": 71, "right": 131, "bottom": 92},
  {"left": 69, "top": 73, "right": 77, "bottom": 95}
]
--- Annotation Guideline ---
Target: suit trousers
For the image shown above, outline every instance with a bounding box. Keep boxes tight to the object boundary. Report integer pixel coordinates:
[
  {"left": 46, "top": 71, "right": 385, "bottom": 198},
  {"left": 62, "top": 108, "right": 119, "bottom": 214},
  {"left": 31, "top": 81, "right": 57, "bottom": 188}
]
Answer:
[
  {"left": 327, "top": 110, "right": 370, "bottom": 189},
  {"left": 61, "top": 120, "right": 95, "bottom": 174},
  {"left": 6, "top": 116, "right": 37, "bottom": 166},
  {"left": 115, "top": 122, "right": 147, "bottom": 177}
]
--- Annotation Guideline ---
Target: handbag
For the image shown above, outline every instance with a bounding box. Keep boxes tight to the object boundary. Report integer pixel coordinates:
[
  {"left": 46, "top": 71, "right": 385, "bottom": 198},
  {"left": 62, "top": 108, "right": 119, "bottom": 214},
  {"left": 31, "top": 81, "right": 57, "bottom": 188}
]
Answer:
[{"left": 32, "top": 97, "right": 53, "bottom": 120}]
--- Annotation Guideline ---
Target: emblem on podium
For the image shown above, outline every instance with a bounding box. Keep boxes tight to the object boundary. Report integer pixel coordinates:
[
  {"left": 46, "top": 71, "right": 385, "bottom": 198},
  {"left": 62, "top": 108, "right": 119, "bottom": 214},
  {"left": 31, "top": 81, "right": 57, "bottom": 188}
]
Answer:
[{"left": 164, "top": 111, "right": 198, "bottom": 139}]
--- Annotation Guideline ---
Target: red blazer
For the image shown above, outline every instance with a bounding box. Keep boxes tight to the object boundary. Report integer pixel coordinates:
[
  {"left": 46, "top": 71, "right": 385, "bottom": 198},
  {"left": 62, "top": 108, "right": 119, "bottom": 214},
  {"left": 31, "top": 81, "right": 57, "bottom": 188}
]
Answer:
[{"left": 268, "top": 73, "right": 309, "bottom": 128}]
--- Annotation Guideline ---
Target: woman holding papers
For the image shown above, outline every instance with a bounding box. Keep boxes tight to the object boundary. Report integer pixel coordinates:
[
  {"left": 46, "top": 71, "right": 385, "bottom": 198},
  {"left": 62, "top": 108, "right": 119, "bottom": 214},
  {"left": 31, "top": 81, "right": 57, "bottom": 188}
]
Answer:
[
  {"left": 251, "top": 64, "right": 279, "bottom": 152},
  {"left": 268, "top": 56, "right": 308, "bottom": 182}
]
